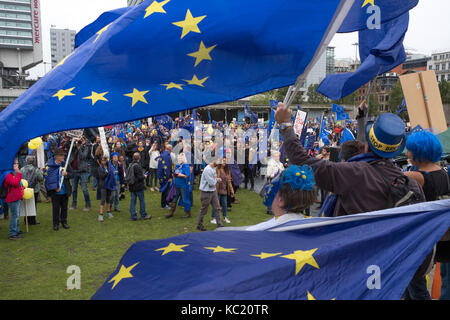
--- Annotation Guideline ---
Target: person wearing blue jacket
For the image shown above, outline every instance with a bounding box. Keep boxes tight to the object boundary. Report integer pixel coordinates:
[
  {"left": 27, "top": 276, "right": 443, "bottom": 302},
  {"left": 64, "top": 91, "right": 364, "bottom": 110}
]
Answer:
[
  {"left": 165, "top": 153, "right": 191, "bottom": 219},
  {"left": 44, "top": 149, "right": 73, "bottom": 231},
  {"left": 97, "top": 156, "right": 116, "bottom": 222}
]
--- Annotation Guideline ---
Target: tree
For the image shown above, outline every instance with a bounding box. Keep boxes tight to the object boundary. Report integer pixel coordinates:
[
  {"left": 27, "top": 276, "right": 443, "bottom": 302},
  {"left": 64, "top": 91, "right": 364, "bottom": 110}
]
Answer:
[
  {"left": 439, "top": 79, "right": 450, "bottom": 104},
  {"left": 387, "top": 80, "right": 404, "bottom": 113},
  {"left": 368, "top": 94, "right": 380, "bottom": 117},
  {"left": 333, "top": 90, "right": 358, "bottom": 106},
  {"left": 306, "top": 84, "right": 330, "bottom": 105}
]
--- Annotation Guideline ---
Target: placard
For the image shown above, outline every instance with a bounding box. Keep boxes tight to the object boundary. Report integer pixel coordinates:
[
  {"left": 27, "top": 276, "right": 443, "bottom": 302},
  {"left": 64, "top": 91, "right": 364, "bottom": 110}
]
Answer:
[{"left": 294, "top": 110, "right": 308, "bottom": 136}]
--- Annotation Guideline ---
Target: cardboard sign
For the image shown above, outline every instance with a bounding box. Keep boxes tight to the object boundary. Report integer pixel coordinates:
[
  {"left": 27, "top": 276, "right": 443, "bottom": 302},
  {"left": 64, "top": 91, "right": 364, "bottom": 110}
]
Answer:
[
  {"left": 399, "top": 70, "right": 447, "bottom": 134},
  {"left": 66, "top": 129, "right": 84, "bottom": 138},
  {"left": 20, "top": 197, "right": 36, "bottom": 217},
  {"left": 294, "top": 110, "right": 308, "bottom": 136},
  {"left": 98, "top": 127, "right": 110, "bottom": 159}
]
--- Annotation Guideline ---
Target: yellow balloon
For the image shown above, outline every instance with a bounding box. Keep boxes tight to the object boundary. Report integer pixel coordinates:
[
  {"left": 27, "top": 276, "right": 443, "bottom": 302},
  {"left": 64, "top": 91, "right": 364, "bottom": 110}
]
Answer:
[
  {"left": 21, "top": 179, "right": 28, "bottom": 189},
  {"left": 207, "top": 127, "right": 214, "bottom": 135},
  {"left": 28, "top": 142, "right": 38, "bottom": 150},
  {"left": 30, "top": 137, "right": 43, "bottom": 148},
  {"left": 23, "top": 188, "right": 34, "bottom": 200}
]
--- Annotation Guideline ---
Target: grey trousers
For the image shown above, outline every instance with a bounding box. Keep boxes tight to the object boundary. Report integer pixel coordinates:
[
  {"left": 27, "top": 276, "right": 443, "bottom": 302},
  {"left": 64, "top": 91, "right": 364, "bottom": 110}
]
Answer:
[{"left": 198, "top": 191, "right": 222, "bottom": 227}]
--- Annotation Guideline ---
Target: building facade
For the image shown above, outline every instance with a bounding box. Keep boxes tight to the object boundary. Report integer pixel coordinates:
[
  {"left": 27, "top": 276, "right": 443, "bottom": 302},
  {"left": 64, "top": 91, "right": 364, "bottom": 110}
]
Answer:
[
  {"left": 0, "top": 0, "right": 43, "bottom": 111},
  {"left": 50, "top": 27, "right": 76, "bottom": 68},
  {"left": 428, "top": 51, "right": 450, "bottom": 82}
]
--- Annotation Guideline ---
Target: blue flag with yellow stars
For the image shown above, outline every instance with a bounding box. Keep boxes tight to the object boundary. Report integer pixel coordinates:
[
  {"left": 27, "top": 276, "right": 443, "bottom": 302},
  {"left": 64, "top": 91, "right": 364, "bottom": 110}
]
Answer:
[
  {"left": 0, "top": 0, "right": 351, "bottom": 171},
  {"left": 317, "top": 0, "right": 417, "bottom": 100},
  {"left": 91, "top": 200, "right": 450, "bottom": 300}
]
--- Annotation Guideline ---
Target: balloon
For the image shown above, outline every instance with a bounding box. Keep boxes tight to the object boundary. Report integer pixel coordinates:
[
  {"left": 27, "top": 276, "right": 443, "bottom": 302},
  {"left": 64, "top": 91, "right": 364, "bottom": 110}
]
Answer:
[
  {"left": 21, "top": 179, "right": 28, "bottom": 189},
  {"left": 207, "top": 127, "right": 214, "bottom": 135},
  {"left": 23, "top": 188, "right": 34, "bottom": 200},
  {"left": 28, "top": 142, "right": 38, "bottom": 150}
]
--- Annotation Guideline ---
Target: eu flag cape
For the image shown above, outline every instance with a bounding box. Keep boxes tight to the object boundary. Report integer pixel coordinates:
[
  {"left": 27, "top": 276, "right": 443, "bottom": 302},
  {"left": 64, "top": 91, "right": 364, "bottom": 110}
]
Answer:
[
  {"left": 92, "top": 200, "right": 450, "bottom": 300},
  {"left": 0, "top": 0, "right": 353, "bottom": 171}
]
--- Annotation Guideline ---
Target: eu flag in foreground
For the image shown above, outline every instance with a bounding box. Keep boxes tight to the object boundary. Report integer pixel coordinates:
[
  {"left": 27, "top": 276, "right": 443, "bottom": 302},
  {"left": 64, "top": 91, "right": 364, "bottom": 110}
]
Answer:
[
  {"left": 0, "top": 0, "right": 348, "bottom": 170},
  {"left": 92, "top": 200, "right": 450, "bottom": 300}
]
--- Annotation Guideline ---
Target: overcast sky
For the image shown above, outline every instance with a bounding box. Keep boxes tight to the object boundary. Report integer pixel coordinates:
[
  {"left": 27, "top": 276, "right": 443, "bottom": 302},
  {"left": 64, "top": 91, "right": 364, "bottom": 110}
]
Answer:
[{"left": 29, "top": 0, "right": 450, "bottom": 78}]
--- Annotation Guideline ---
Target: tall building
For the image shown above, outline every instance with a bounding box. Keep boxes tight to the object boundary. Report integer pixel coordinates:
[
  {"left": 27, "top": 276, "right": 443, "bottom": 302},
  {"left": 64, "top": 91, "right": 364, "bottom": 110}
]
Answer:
[
  {"left": 127, "top": 0, "right": 144, "bottom": 6},
  {"left": 427, "top": 50, "right": 450, "bottom": 82},
  {"left": 50, "top": 27, "right": 76, "bottom": 68},
  {"left": 391, "top": 53, "right": 430, "bottom": 75},
  {"left": 0, "top": 0, "right": 43, "bottom": 111}
]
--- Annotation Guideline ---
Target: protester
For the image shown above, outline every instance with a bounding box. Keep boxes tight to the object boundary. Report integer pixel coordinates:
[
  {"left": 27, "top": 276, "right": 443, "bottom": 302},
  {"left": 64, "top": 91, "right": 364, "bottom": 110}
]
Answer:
[
  {"left": 197, "top": 159, "right": 224, "bottom": 231},
  {"left": 157, "top": 143, "right": 172, "bottom": 209},
  {"left": 402, "top": 130, "right": 450, "bottom": 300},
  {"left": 97, "top": 156, "right": 115, "bottom": 222},
  {"left": 127, "top": 153, "right": 151, "bottom": 221},
  {"left": 264, "top": 150, "right": 284, "bottom": 215},
  {"left": 44, "top": 149, "right": 73, "bottom": 231},
  {"left": 148, "top": 142, "right": 160, "bottom": 191},
  {"left": 274, "top": 102, "right": 425, "bottom": 217},
  {"left": 4, "top": 159, "right": 24, "bottom": 240},
  {"left": 165, "top": 153, "right": 191, "bottom": 219},
  {"left": 20, "top": 155, "right": 43, "bottom": 225},
  {"left": 68, "top": 136, "right": 92, "bottom": 211},
  {"left": 315, "top": 147, "right": 330, "bottom": 209},
  {"left": 211, "top": 158, "right": 234, "bottom": 224},
  {"left": 110, "top": 153, "right": 125, "bottom": 212},
  {"left": 91, "top": 135, "right": 101, "bottom": 191}
]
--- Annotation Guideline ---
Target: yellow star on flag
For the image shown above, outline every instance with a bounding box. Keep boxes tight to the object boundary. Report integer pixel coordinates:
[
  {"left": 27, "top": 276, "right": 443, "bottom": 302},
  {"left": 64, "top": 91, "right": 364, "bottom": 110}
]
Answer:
[
  {"left": 124, "top": 88, "right": 149, "bottom": 107},
  {"left": 204, "top": 246, "right": 237, "bottom": 253},
  {"left": 161, "top": 82, "right": 184, "bottom": 90},
  {"left": 307, "top": 291, "right": 336, "bottom": 300},
  {"left": 94, "top": 23, "right": 112, "bottom": 42},
  {"left": 172, "top": 9, "right": 206, "bottom": 39},
  {"left": 55, "top": 53, "right": 73, "bottom": 68},
  {"left": 281, "top": 248, "right": 319, "bottom": 276},
  {"left": 251, "top": 252, "right": 282, "bottom": 259},
  {"left": 144, "top": 0, "right": 171, "bottom": 18},
  {"left": 53, "top": 87, "right": 76, "bottom": 101},
  {"left": 108, "top": 262, "right": 139, "bottom": 290},
  {"left": 183, "top": 75, "right": 209, "bottom": 87},
  {"left": 361, "top": 0, "right": 375, "bottom": 7},
  {"left": 155, "top": 243, "right": 189, "bottom": 256},
  {"left": 187, "top": 41, "right": 217, "bottom": 67},
  {"left": 83, "top": 91, "right": 109, "bottom": 106}
]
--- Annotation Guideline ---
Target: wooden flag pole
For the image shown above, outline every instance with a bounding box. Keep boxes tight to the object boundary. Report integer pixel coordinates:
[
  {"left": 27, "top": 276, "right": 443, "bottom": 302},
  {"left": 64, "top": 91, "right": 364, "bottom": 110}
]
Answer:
[{"left": 24, "top": 202, "right": 29, "bottom": 233}]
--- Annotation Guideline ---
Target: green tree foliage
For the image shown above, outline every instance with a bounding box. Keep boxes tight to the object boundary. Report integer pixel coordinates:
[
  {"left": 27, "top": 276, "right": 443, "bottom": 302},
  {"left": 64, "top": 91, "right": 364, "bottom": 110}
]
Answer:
[
  {"left": 439, "top": 80, "right": 450, "bottom": 104},
  {"left": 368, "top": 94, "right": 380, "bottom": 117},
  {"left": 306, "top": 84, "right": 330, "bottom": 105}
]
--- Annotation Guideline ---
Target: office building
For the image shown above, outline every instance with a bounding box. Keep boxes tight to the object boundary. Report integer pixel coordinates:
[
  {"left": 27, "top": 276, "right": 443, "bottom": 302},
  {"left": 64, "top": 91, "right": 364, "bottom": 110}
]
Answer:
[
  {"left": 127, "top": 0, "right": 144, "bottom": 6},
  {"left": 427, "top": 50, "right": 450, "bottom": 82},
  {"left": 0, "top": 0, "right": 43, "bottom": 111},
  {"left": 50, "top": 27, "right": 76, "bottom": 68}
]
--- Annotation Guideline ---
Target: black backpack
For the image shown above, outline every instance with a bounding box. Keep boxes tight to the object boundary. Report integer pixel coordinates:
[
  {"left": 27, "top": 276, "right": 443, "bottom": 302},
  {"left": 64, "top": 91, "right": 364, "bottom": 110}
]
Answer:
[
  {"left": 0, "top": 182, "right": 7, "bottom": 199},
  {"left": 371, "top": 161, "right": 425, "bottom": 208},
  {"left": 22, "top": 166, "right": 37, "bottom": 189}
]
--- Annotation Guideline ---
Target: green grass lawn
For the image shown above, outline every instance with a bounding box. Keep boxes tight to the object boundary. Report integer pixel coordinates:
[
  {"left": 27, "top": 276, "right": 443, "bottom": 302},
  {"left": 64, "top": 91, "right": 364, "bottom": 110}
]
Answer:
[{"left": 0, "top": 185, "right": 268, "bottom": 300}]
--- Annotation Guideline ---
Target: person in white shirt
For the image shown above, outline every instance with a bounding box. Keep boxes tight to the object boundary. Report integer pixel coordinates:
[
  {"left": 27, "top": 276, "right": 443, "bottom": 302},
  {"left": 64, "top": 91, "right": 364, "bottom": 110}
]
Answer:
[
  {"left": 197, "top": 160, "right": 224, "bottom": 231},
  {"left": 148, "top": 142, "right": 160, "bottom": 192},
  {"left": 219, "top": 164, "right": 317, "bottom": 232}
]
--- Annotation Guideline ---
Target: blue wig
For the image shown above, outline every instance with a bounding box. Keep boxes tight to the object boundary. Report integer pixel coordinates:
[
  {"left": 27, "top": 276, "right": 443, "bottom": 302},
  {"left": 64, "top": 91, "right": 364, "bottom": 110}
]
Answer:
[{"left": 406, "top": 130, "right": 443, "bottom": 163}]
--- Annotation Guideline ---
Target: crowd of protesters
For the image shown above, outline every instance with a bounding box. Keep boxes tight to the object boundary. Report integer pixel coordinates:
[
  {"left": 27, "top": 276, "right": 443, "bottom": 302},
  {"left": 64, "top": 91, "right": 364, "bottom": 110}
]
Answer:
[{"left": 0, "top": 102, "right": 449, "bottom": 300}]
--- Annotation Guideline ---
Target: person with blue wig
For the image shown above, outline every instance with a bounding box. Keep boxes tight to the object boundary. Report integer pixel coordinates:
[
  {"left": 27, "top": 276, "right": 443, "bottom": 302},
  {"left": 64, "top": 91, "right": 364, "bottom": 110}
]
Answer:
[
  {"left": 227, "top": 165, "right": 317, "bottom": 231},
  {"left": 404, "top": 129, "right": 450, "bottom": 300}
]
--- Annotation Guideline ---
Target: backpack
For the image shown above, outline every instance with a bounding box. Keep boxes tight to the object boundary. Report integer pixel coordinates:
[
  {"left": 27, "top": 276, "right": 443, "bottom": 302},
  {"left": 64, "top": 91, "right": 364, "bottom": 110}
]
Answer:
[
  {"left": 22, "top": 166, "right": 37, "bottom": 189},
  {"left": 371, "top": 161, "right": 425, "bottom": 208},
  {"left": 0, "top": 182, "right": 7, "bottom": 199},
  {"left": 125, "top": 163, "right": 137, "bottom": 185}
]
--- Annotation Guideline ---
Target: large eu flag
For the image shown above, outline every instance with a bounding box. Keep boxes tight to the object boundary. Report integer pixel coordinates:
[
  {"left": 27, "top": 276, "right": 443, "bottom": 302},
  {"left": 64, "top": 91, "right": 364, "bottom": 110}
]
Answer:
[
  {"left": 0, "top": 0, "right": 352, "bottom": 170},
  {"left": 92, "top": 200, "right": 450, "bottom": 300}
]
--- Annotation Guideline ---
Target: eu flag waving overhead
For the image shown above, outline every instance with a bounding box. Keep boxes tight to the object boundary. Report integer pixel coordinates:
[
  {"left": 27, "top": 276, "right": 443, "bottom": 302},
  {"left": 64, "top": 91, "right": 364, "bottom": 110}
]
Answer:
[
  {"left": 92, "top": 200, "right": 450, "bottom": 300},
  {"left": 0, "top": 0, "right": 353, "bottom": 171},
  {"left": 317, "top": 0, "right": 418, "bottom": 100}
]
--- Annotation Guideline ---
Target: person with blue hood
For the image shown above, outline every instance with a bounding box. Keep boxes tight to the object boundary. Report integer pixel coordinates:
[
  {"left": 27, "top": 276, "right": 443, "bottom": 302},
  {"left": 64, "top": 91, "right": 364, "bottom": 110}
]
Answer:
[
  {"left": 44, "top": 149, "right": 73, "bottom": 231},
  {"left": 165, "top": 153, "right": 191, "bottom": 219}
]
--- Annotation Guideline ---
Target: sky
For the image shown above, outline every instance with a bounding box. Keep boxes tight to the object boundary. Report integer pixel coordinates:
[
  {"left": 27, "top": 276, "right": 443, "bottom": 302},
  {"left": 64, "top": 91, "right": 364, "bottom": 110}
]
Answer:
[{"left": 28, "top": 0, "right": 450, "bottom": 79}]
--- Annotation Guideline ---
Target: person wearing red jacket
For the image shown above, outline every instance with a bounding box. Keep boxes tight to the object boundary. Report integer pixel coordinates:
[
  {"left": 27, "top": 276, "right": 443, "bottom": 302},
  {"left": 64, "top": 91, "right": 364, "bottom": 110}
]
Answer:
[{"left": 5, "top": 159, "right": 24, "bottom": 240}]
